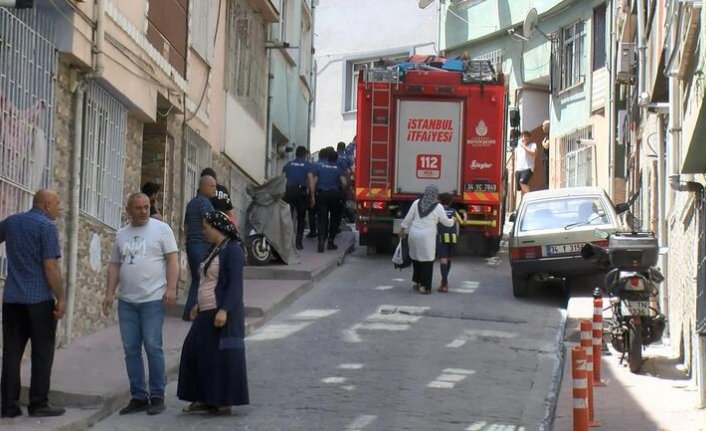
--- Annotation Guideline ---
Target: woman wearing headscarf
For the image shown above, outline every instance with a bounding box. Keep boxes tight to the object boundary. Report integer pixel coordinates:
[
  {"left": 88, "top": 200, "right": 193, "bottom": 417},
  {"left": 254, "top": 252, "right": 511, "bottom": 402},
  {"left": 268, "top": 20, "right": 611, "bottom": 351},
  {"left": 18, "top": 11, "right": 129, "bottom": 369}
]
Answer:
[
  {"left": 177, "top": 211, "right": 249, "bottom": 414},
  {"left": 398, "top": 184, "right": 455, "bottom": 294}
]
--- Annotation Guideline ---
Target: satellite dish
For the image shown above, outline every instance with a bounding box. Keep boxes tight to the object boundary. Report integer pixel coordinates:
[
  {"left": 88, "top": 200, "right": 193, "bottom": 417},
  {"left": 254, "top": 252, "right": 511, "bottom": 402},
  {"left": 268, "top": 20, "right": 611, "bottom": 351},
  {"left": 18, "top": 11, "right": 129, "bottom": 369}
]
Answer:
[{"left": 522, "top": 8, "right": 539, "bottom": 39}]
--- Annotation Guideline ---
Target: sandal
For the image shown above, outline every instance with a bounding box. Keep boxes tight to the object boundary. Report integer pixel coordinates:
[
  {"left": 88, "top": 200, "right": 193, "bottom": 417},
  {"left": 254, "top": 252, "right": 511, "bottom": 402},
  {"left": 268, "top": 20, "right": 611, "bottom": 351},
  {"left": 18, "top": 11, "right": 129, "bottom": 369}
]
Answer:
[
  {"left": 208, "top": 406, "right": 232, "bottom": 415},
  {"left": 182, "top": 402, "right": 211, "bottom": 414},
  {"left": 412, "top": 283, "right": 420, "bottom": 292},
  {"left": 419, "top": 286, "right": 430, "bottom": 295}
]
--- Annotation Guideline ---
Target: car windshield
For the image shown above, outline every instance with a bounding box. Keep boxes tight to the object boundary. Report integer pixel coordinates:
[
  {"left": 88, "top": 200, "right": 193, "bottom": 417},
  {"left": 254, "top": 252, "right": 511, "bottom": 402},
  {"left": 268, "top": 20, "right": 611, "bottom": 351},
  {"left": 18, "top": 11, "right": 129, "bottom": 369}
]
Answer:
[{"left": 519, "top": 196, "right": 610, "bottom": 232}]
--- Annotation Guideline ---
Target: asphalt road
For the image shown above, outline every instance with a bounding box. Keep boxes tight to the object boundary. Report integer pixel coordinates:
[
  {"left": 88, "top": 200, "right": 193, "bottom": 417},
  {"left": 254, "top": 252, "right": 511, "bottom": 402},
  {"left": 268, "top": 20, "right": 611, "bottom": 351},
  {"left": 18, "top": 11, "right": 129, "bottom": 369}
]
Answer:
[{"left": 90, "top": 245, "right": 566, "bottom": 431}]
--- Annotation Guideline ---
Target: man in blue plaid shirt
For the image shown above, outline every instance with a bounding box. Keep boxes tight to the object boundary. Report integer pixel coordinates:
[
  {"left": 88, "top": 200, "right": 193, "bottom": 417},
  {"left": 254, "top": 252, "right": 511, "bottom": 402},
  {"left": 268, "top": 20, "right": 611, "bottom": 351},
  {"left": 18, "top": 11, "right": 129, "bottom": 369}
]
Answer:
[{"left": 0, "top": 189, "right": 66, "bottom": 418}]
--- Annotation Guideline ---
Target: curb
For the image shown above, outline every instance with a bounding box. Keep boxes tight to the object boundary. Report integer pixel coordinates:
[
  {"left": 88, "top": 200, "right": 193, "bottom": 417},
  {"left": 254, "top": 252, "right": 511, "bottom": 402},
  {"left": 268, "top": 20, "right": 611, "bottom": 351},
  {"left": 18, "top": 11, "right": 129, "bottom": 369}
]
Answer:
[
  {"left": 540, "top": 308, "right": 568, "bottom": 431},
  {"left": 41, "top": 237, "right": 355, "bottom": 431}
]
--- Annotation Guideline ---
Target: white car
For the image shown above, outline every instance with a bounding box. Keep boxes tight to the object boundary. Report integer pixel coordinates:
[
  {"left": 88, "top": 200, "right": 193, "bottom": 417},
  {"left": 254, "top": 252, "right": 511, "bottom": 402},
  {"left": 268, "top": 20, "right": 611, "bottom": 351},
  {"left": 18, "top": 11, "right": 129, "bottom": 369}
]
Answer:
[{"left": 508, "top": 187, "right": 627, "bottom": 297}]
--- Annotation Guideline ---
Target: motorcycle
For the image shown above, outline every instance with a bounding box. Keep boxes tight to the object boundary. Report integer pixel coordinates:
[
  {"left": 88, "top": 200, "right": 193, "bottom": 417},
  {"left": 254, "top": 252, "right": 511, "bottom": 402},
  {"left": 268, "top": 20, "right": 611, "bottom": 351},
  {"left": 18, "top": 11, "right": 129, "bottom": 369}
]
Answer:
[
  {"left": 581, "top": 231, "right": 667, "bottom": 373},
  {"left": 244, "top": 174, "right": 299, "bottom": 266}
]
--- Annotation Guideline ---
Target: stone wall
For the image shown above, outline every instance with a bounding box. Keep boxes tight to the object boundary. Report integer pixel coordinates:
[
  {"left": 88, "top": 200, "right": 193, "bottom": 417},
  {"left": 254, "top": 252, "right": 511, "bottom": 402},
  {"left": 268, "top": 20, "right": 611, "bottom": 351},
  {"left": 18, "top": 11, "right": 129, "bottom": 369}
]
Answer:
[{"left": 666, "top": 187, "right": 704, "bottom": 375}]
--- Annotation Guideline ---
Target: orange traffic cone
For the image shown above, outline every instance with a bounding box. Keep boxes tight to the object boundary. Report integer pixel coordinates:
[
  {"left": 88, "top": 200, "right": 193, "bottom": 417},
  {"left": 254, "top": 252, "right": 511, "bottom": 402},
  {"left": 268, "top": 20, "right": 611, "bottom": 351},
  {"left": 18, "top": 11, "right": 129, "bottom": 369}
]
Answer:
[
  {"left": 581, "top": 320, "right": 600, "bottom": 427},
  {"left": 593, "top": 293, "right": 605, "bottom": 386}
]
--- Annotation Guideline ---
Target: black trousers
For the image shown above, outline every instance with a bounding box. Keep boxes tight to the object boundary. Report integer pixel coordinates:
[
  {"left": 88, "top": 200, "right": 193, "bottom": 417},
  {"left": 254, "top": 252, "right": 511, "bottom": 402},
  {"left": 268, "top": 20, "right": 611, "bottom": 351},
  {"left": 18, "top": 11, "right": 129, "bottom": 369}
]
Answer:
[
  {"left": 1, "top": 301, "right": 57, "bottom": 412},
  {"left": 284, "top": 186, "right": 307, "bottom": 240},
  {"left": 412, "top": 260, "right": 434, "bottom": 290},
  {"left": 316, "top": 190, "right": 342, "bottom": 240}
]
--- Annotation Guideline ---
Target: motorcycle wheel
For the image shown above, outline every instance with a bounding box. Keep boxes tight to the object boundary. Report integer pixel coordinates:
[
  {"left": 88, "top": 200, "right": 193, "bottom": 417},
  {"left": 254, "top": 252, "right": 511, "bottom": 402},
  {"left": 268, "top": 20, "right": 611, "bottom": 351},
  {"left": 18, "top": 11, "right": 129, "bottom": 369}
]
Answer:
[
  {"left": 628, "top": 324, "right": 643, "bottom": 373},
  {"left": 246, "top": 234, "right": 272, "bottom": 266}
]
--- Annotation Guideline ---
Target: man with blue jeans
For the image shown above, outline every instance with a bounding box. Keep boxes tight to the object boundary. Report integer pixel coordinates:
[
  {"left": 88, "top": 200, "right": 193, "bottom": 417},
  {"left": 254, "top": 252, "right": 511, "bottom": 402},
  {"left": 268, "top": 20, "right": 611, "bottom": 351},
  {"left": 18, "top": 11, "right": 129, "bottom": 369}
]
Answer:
[
  {"left": 0, "top": 190, "right": 66, "bottom": 418},
  {"left": 102, "top": 193, "right": 179, "bottom": 415},
  {"left": 183, "top": 175, "right": 216, "bottom": 320}
]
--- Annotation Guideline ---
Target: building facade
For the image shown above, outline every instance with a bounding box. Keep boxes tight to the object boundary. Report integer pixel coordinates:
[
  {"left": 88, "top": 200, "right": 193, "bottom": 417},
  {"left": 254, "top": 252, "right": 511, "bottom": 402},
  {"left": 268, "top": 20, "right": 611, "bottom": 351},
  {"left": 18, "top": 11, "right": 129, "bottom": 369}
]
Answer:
[
  {"left": 310, "top": 0, "right": 438, "bottom": 152},
  {"left": 442, "top": 0, "right": 615, "bottom": 209},
  {"left": 0, "top": 0, "right": 284, "bottom": 346},
  {"left": 267, "top": 0, "right": 316, "bottom": 175},
  {"left": 618, "top": 0, "right": 706, "bottom": 406}
]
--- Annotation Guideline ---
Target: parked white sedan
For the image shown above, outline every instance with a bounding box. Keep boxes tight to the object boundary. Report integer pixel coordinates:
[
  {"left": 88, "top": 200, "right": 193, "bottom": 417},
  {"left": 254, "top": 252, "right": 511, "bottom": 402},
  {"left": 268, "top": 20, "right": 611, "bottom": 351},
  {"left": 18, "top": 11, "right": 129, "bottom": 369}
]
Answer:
[{"left": 508, "top": 187, "right": 626, "bottom": 297}]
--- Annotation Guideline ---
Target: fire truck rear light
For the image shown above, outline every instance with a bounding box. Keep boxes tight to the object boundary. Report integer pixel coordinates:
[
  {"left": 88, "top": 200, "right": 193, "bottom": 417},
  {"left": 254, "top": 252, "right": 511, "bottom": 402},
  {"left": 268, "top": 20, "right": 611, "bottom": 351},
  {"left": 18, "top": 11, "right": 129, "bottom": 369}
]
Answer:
[
  {"left": 630, "top": 277, "right": 640, "bottom": 286},
  {"left": 510, "top": 246, "right": 542, "bottom": 260},
  {"left": 469, "top": 205, "right": 493, "bottom": 214},
  {"left": 362, "top": 201, "right": 386, "bottom": 210}
]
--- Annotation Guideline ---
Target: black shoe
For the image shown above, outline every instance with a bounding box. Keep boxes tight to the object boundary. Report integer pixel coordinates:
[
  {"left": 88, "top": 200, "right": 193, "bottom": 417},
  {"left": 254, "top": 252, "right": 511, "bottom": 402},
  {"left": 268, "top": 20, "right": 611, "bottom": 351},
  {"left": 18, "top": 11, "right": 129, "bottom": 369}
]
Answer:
[
  {"left": 119, "top": 398, "right": 149, "bottom": 415},
  {"left": 306, "top": 230, "right": 318, "bottom": 238},
  {"left": 28, "top": 404, "right": 65, "bottom": 417},
  {"left": 147, "top": 397, "right": 166, "bottom": 415},
  {"left": 327, "top": 240, "right": 338, "bottom": 250},
  {"left": 1, "top": 406, "right": 22, "bottom": 418},
  {"left": 295, "top": 239, "right": 303, "bottom": 250},
  {"left": 317, "top": 238, "right": 325, "bottom": 253}
]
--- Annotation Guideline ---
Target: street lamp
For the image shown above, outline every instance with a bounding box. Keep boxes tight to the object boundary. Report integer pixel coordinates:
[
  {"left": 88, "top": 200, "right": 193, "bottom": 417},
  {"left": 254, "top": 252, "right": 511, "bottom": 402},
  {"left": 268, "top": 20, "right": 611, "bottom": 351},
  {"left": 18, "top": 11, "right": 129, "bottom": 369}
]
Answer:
[{"left": 0, "top": 0, "right": 34, "bottom": 8}]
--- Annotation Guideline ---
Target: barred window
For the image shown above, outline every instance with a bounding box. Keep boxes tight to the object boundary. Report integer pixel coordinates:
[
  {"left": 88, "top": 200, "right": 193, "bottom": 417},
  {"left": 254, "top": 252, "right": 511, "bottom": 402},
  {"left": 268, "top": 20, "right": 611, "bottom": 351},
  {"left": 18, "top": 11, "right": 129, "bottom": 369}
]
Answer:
[
  {"left": 184, "top": 127, "right": 213, "bottom": 202},
  {"left": 80, "top": 83, "right": 127, "bottom": 229},
  {"left": 190, "top": 0, "right": 216, "bottom": 62},
  {"left": 558, "top": 126, "right": 594, "bottom": 187},
  {"left": 0, "top": 8, "right": 56, "bottom": 278},
  {"left": 226, "top": 0, "right": 267, "bottom": 125}
]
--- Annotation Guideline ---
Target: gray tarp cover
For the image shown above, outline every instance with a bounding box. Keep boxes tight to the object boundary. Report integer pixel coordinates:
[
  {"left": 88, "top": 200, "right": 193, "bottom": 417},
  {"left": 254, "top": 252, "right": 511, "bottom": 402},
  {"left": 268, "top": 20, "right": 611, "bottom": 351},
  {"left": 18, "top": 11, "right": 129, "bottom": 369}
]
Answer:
[{"left": 246, "top": 174, "right": 299, "bottom": 265}]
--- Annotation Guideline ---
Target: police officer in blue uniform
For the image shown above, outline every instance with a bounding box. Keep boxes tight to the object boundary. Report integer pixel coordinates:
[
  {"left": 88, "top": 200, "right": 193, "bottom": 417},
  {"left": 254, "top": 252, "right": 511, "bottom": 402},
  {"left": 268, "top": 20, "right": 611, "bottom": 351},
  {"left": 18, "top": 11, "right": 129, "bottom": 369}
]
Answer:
[
  {"left": 282, "top": 146, "right": 312, "bottom": 250},
  {"left": 309, "top": 147, "right": 347, "bottom": 253}
]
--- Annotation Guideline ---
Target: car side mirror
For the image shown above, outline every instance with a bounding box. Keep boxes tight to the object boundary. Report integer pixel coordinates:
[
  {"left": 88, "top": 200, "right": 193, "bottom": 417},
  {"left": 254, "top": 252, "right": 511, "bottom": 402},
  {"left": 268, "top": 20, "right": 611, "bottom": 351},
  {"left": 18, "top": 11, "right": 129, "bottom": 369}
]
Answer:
[
  {"left": 509, "top": 212, "right": 517, "bottom": 223},
  {"left": 615, "top": 203, "right": 630, "bottom": 214}
]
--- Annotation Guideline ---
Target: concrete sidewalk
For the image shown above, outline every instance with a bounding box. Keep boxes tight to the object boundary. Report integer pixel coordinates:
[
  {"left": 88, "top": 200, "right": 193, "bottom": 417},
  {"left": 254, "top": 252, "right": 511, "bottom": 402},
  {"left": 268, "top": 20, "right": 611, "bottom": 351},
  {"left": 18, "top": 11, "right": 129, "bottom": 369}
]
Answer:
[
  {"left": 3, "top": 232, "right": 355, "bottom": 431},
  {"left": 554, "top": 297, "right": 706, "bottom": 430}
]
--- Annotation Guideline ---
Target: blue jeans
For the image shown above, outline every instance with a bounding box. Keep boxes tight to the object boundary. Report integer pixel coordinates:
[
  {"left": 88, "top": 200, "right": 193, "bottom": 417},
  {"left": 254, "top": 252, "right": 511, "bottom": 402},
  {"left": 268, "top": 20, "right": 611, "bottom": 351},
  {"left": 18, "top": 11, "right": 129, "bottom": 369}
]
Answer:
[
  {"left": 184, "top": 240, "right": 210, "bottom": 320},
  {"left": 118, "top": 299, "right": 166, "bottom": 400}
]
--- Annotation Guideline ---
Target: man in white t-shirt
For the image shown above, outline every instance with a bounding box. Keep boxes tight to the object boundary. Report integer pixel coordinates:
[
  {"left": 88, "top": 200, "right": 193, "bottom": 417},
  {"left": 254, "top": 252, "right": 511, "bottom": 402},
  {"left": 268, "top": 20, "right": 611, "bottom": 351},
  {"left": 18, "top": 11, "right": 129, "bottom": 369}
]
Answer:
[
  {"left": 514, "top": 130, "right": 537, "bottom": 194},
  {"left": 102, "top": 193, "right": 179, "bottom": 416}
]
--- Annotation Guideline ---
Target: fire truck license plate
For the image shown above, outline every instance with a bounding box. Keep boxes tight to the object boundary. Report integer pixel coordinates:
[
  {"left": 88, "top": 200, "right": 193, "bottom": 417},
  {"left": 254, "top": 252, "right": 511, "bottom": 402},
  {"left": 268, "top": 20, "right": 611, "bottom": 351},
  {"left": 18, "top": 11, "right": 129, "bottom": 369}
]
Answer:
[
  {"left": 416, "top": 154, "right": 441, "bottom": 179},
  {"left": 620, "top": 300, "right": 650, "bottom": 316}
]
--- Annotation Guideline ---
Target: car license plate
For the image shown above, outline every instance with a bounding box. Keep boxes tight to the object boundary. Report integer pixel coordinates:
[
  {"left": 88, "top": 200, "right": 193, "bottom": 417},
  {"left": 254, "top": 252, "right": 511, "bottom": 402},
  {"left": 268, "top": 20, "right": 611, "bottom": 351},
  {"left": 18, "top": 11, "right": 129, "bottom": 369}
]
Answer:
[
  {"left": 545, "top": 243, "right": 583, "bottom": 256},
  {"left": 620, "top": 300, "right": 650, "bottom": 316}
]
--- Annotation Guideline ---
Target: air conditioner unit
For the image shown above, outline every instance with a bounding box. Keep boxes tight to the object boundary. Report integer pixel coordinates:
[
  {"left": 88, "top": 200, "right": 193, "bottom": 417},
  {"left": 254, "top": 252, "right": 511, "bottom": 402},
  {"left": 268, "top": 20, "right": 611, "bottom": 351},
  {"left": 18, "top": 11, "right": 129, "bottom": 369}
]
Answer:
[{"left": 616, "top": 42, "right": 636, "bottom": 83}]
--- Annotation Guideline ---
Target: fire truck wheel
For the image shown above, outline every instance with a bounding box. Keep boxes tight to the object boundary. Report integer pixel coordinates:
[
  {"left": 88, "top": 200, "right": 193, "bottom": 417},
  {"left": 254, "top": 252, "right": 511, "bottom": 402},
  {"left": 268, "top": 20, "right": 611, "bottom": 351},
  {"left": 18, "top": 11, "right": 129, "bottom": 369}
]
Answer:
[{"left": 482, "top": 236, "right": 501, "bottom": 257}]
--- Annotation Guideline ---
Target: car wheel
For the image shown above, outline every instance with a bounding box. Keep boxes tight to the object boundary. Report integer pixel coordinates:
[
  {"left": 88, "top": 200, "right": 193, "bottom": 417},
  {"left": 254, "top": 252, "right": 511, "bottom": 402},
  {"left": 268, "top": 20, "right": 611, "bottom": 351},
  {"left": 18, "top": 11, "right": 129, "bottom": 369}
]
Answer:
[{"left": 512, "top": 271, "right": 528, "bottom": 298}]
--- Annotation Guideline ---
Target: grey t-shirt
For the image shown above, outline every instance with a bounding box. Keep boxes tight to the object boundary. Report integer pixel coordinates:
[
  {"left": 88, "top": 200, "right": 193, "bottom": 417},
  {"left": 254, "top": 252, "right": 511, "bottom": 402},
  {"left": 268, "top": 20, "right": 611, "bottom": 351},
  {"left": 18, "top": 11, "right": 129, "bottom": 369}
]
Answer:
[{"left": 110, "top": 219, "right": 179, "bottom": 303}]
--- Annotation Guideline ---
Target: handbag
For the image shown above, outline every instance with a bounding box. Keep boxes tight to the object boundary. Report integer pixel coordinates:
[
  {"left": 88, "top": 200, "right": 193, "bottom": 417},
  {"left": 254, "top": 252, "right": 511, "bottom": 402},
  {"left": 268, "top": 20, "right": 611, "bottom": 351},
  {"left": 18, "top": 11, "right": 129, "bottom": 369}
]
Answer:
[{"left": 392, "top": 237, "right": 412, "bottom": 269}]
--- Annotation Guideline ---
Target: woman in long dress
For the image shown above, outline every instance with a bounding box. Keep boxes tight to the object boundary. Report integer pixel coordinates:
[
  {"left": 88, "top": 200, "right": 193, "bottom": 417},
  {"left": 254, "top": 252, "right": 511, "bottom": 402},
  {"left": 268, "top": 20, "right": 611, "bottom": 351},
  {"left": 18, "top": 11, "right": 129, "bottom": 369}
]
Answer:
[
  {"left": 399, "top": 184, "right": 455, "bottom": 294},
  {"left": 178, "top": 211, "right": 249, "bottom": 414}
]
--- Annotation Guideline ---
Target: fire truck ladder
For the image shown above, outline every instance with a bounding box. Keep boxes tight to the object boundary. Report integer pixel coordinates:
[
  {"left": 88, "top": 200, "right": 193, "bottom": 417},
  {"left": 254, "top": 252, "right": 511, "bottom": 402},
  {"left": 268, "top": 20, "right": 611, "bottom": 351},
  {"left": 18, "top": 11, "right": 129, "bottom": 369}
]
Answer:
[{"left": 365, "top": 69, "right": 398, "bottom": 191}]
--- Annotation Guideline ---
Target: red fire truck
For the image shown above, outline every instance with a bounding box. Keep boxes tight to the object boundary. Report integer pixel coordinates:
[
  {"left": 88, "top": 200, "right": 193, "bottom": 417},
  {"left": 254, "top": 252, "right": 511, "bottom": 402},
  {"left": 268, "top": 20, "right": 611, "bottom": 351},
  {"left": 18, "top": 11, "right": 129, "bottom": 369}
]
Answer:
[{"left": 355, "top": 58, "right": 508, "bottom": 256}]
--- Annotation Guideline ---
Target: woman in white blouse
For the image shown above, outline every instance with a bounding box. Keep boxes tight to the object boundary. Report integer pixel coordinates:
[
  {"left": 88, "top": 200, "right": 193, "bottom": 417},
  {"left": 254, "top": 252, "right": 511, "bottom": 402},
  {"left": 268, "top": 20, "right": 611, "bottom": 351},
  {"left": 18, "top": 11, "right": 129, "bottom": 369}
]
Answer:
[{"left": 398, "top": 184, "right": 455, "bottom": 294}]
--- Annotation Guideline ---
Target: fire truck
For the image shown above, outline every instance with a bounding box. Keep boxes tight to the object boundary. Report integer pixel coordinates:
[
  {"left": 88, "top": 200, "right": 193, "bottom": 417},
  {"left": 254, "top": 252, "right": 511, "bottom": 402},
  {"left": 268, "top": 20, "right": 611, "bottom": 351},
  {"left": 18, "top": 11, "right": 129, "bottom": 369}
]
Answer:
[{"left": 354, "top": 57, "right": 508, "bottom": 256}]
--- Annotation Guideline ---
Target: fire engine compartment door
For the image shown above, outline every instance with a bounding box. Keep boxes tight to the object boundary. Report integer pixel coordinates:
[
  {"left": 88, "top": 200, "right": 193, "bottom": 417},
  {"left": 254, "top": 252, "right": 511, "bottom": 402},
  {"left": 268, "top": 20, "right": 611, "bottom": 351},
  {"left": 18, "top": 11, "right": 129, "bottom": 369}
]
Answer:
[{"left": 395, "top": 100, "right": 462, "bottom": 195}]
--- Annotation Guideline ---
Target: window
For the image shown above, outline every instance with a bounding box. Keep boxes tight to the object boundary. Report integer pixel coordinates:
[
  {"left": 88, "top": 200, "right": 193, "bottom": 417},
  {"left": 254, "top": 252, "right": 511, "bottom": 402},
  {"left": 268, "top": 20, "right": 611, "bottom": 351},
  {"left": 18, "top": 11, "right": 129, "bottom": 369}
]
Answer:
[
  {"left": 593, "top": 4, "right": 607, "bottom": 71},
  {"left": 226, "top": 0, "right": 268, "bottom": 125},
  {"left": 0, "top": 8, "right": 57, "bottom": 278},
  {"left": 562, "top": 21, "right": 586, "bottom": 89},
  {"left": 190, "top": 0, "right": 216, "bottom": 62},
  {"left": 552, "top": 21, "right": 586, "bottom": 92},
  {"left": 299, "top": 9, "right": 312, "bottom": 81},
  {"left": 80, "top": 83, "right": 127, "bottom": 229},
  {"left": 344, "top": 53, "right": 408, "bottom": 113},
  {"left": 183, "top": 127, "right": 213, "bottom": 202},
  {"left": 558, "top": 126, "right": 593, "bottom": 188}
]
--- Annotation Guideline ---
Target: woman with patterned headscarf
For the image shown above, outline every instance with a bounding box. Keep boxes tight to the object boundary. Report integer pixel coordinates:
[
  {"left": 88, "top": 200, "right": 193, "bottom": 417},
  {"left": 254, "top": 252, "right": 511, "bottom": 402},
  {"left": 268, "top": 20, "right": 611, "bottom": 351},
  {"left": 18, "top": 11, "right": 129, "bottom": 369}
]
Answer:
[
  {"left": 177, "top": 211, "right": 248, "bottom": 414},
  {"left": 398, "top": 184, "right": 455, "bottom": 294}
]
